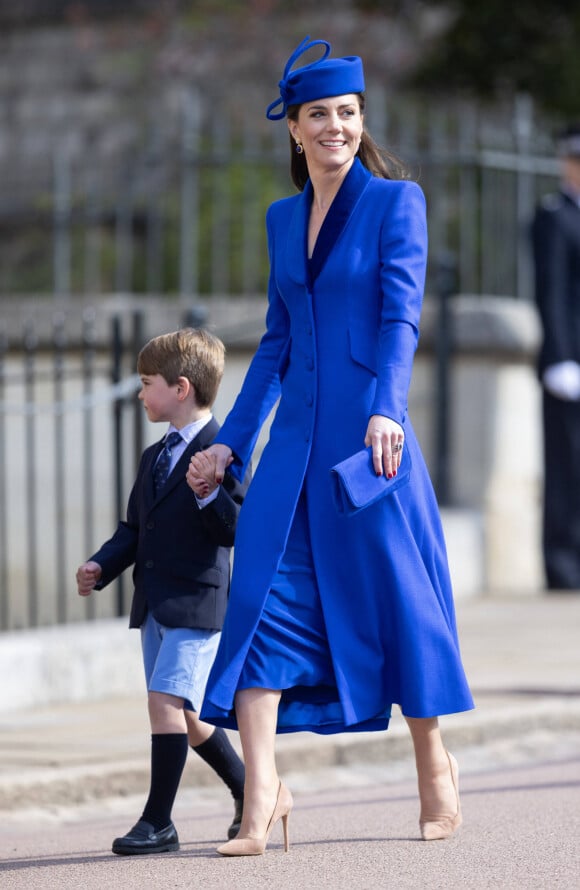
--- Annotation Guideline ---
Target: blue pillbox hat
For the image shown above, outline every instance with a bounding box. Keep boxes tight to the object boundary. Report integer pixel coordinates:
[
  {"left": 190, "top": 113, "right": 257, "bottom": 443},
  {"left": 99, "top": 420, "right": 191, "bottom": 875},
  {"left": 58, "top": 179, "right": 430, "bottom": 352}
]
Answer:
[{"left": 266, "top": 36, "right": 365, "bottom": 121}]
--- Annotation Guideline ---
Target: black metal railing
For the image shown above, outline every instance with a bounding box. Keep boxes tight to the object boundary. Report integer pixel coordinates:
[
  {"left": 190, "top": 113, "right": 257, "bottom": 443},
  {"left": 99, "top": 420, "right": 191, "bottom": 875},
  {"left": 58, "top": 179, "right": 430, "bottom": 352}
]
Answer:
[
  {"left": 0, "top": 309, "right": 160, "bottom": 630},
  {"left": 0, "top": 89, "right": 560, "bottom": 304}
]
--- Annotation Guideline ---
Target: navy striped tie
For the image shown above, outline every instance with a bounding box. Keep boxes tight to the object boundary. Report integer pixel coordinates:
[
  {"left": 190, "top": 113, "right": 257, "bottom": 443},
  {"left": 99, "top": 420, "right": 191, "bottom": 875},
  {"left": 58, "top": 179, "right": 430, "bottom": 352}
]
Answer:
[{"left": 153, "top": 432, "right": 182, "bottom": 495}]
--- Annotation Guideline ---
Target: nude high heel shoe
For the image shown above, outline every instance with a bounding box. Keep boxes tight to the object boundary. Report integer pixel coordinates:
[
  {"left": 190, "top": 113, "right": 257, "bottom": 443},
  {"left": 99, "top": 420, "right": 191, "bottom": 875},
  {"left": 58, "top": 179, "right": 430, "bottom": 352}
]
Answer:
[
  {"left": 419, "top": 751, "right": 462, "bottom": 841},
  {"left": 217, "top": 781, "right": 293, "bottom": 856}
]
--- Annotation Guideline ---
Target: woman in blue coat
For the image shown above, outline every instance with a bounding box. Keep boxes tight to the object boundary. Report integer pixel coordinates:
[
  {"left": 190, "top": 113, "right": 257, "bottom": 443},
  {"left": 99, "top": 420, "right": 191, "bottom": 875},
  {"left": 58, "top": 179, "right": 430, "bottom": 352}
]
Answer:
[{"left": 187, "top": 36, "right": 474, "bottom": 855}]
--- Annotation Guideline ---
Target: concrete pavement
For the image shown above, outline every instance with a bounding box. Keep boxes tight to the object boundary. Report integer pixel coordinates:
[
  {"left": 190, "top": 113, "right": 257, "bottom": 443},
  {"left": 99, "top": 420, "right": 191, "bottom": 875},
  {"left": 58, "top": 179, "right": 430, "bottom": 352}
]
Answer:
[
  {"left": 1, "top": 594, "right": 579, "bottom": 816},
  {"left": 1, "top": 759, "right": 579, "bottom": 890}
]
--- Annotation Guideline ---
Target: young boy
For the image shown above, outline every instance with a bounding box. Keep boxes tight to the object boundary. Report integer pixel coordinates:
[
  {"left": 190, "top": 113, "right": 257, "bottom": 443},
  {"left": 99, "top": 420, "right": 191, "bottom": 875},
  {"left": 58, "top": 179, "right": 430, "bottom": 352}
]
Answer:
[{"left": 76, "top": 327, "right": 249, "bottom": 856}]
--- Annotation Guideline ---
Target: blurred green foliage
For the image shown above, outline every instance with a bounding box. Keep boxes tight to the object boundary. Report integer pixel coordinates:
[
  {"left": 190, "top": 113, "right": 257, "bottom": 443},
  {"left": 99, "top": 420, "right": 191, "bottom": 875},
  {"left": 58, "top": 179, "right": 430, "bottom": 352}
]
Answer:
[{"left": 357, "top": 0, "right": 580, "bottom": 119}]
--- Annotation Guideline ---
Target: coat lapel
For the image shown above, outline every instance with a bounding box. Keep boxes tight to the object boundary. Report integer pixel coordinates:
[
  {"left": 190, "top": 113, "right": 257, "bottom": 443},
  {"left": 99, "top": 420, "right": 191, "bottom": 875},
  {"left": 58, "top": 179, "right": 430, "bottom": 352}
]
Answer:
[
  {"left": 286, "top": 182, "right": 311, "bottom": 286},
  {"left": 143, "top": 440, "right": 165, "bottom": 507},
  {"left": 286, "top": 159, "right": 372, "bottom": 287},
  {"left": 309, "top": 159, "right": 371, "bottom": 283}
]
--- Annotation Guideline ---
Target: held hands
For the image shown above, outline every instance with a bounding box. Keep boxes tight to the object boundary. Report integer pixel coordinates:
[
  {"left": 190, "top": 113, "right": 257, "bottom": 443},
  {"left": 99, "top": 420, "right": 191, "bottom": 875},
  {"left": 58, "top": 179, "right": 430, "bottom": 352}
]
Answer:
[
  {"left": 76, "top": 561, "right": 102, "bottom": 596},
  {"left": 364, "top": 415, "right": 405, "bottom": 479},
  {"left": 186, "top": 443, "right": 234, "bottom": 498}
]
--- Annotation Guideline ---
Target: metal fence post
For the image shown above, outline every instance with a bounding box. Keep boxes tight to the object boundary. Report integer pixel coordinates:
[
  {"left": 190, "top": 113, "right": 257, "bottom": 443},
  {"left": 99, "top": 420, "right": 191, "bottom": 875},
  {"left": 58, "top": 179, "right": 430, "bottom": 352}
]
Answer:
[
  {"left": 115, "top": 162, "right": 135, "bottom": 294},
  {"left": 23, "top": 320, "right": 39, "bottom": 625},
  {"left": 514, "top": 93, "right": 535, "bottom": 301},
  {"left": 111, "top": 315, "right": 126, "bottom": 617},
  {"left": 179, "top": 89, "right": 201, "bottom": 298},
  {"left": 52, "top": 312, "right": 68, "bottom": 623},
  {"left": 82, "top": 308, "right": 97, "bottom": 620},
  {"left": 53, "top": 146, "right": 72, "bottom": 297},
  {"left": 433, "top": 250, "right": 458, "bottom": 506},
  {"left": 132, "top": 310, "right": 146, "bottom": 470},
  {"left": 0, "top": 327, "right": 8, "bottom": 630}
]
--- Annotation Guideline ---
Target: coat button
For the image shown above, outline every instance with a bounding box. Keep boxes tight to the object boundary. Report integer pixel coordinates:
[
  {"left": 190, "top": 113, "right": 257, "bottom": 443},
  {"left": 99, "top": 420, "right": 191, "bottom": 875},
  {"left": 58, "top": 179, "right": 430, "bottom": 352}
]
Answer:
[
  {"left": 145, "top": 560, "right": 154, "bottom": 569},
  {"left": 146, "top": 521, "right": 154, "bottom": 530}
]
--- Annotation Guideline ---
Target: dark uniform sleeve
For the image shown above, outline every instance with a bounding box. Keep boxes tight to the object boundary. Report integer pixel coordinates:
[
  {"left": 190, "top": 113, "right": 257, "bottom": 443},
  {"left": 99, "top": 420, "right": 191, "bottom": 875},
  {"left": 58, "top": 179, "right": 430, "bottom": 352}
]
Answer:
[{"left": 532, "top": 199, "right": 576, "bottom": 368}]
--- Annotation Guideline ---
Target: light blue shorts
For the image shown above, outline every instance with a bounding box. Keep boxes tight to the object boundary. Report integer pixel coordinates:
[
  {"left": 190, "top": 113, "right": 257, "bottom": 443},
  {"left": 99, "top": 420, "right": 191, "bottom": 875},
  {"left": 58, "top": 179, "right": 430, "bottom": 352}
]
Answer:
[{"left": 140, "top": 612, "right": 221, "bottom": 712}]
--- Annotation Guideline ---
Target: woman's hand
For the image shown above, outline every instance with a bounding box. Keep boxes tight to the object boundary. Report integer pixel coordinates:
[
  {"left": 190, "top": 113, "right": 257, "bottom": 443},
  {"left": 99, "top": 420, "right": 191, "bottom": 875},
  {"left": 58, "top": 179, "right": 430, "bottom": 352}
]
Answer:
[
  {"left": 364, "top": 415, "right": 405, "bottom": 479},
  {"left": 186, "top": 443, "right": 234, "bottom": 497}
]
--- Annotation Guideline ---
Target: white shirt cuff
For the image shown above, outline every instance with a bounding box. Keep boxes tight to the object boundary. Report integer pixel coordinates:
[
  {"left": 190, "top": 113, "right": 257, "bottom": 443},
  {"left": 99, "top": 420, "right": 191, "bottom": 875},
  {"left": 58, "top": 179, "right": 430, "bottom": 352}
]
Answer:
[{"left": 195, "top": 487, "right": 220, "bottom": 509}]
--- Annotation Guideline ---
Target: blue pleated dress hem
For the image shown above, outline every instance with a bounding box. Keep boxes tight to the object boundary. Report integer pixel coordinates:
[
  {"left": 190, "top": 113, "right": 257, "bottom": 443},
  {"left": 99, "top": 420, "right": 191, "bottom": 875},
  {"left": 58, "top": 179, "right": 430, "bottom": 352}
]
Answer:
[{"left": 201, "top": 698, "right": 391, "bottom": 735}]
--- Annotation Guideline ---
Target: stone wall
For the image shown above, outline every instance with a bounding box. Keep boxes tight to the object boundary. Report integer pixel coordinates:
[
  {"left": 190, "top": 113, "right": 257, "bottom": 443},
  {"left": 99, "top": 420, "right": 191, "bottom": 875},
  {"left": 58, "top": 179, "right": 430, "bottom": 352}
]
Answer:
[{"left": 415, "top": 295, "right": 544, "bottom": 595}]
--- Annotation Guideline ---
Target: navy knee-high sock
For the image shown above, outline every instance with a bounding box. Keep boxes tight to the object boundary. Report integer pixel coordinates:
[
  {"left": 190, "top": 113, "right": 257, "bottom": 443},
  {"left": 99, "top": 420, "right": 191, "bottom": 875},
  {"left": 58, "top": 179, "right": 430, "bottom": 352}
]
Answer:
[
  {"left": 192, "top": 727, "right": 245, "bottom": 800},
  {"left": 141, "top": 733, "right": 189, "bottom": 830}
]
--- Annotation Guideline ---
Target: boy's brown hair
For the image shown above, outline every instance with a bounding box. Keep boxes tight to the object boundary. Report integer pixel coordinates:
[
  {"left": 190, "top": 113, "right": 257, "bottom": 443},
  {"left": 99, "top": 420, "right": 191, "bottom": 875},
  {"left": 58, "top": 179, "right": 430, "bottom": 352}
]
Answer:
[{"left": 137, "top": 327, "right": 225, "bottom": 408}]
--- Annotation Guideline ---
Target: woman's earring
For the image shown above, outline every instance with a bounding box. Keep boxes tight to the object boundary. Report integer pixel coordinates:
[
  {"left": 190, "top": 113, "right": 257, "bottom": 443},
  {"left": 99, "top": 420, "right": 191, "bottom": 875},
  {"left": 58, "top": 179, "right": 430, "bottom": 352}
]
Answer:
[{"left": 295, "top": 142, "right": 304, "bottom": 155}]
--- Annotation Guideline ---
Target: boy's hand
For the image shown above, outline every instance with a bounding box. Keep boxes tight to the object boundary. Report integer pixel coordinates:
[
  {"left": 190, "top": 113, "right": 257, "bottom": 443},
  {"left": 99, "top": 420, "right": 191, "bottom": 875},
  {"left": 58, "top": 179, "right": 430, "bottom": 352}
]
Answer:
[
  {"left": 76, "top": 561, "right": 102, "bottom": 596},
  {"left": 187, "top": 449, "right": 220, "bottom": 499}
]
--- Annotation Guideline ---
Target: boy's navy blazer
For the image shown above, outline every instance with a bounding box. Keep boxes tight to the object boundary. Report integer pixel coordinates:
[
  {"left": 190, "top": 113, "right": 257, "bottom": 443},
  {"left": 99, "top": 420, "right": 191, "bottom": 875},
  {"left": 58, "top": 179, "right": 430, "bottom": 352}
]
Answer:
[{"left": 90, "top": 417, "right": 250, "bottom": 630}]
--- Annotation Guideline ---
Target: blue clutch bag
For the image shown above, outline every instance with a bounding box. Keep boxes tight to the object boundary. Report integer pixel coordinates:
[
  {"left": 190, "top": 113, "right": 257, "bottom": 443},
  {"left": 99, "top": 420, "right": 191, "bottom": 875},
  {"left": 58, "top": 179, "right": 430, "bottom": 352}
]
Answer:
[{"left": 330, "top": 445, "right": 412, "bottom": 515}]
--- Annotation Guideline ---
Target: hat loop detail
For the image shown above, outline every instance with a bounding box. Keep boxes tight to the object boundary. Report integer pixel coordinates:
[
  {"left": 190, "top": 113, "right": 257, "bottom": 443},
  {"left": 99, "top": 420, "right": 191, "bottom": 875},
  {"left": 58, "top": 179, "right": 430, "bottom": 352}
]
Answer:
[
  {"left": 282, "top": 35, "right": 331, "bottom": 80},
  {"left": 266, "top": 35, "right": 331, "bottom": 121}
]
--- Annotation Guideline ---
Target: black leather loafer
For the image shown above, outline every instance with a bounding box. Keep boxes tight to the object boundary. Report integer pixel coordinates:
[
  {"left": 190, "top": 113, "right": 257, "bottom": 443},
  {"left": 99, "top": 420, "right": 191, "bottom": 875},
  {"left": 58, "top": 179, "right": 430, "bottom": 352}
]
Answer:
[
  {"left": 112, "top": 820, "right": 179, "bottom": 855},
  {"left": 227, "top": 798, "right": 244, "bottom": 839}
]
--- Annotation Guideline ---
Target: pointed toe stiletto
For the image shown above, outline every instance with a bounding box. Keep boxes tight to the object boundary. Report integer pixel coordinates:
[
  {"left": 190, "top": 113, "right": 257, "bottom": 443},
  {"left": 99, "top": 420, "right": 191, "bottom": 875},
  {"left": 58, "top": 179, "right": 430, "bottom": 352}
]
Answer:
[
  {"left": 217, "top": 781, "right": 293, "bottom": 856},
  {"left": 419, "top": 751, "right": 462, "bottom": 841}
]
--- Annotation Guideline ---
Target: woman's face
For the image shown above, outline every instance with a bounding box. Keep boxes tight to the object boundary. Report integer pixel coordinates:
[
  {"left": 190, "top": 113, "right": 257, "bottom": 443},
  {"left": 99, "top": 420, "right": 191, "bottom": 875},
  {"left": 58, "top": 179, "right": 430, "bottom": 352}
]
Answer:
[{"left": 288, "top": 94, "right": 363, "bottom": 174}]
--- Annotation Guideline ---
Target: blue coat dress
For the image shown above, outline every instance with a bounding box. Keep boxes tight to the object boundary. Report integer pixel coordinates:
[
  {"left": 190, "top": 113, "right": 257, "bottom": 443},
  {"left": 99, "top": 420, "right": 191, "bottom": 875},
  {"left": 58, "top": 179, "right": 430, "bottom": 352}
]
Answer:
[{"left": 200, "top": 158, "right": 474, "bottom": 733}]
